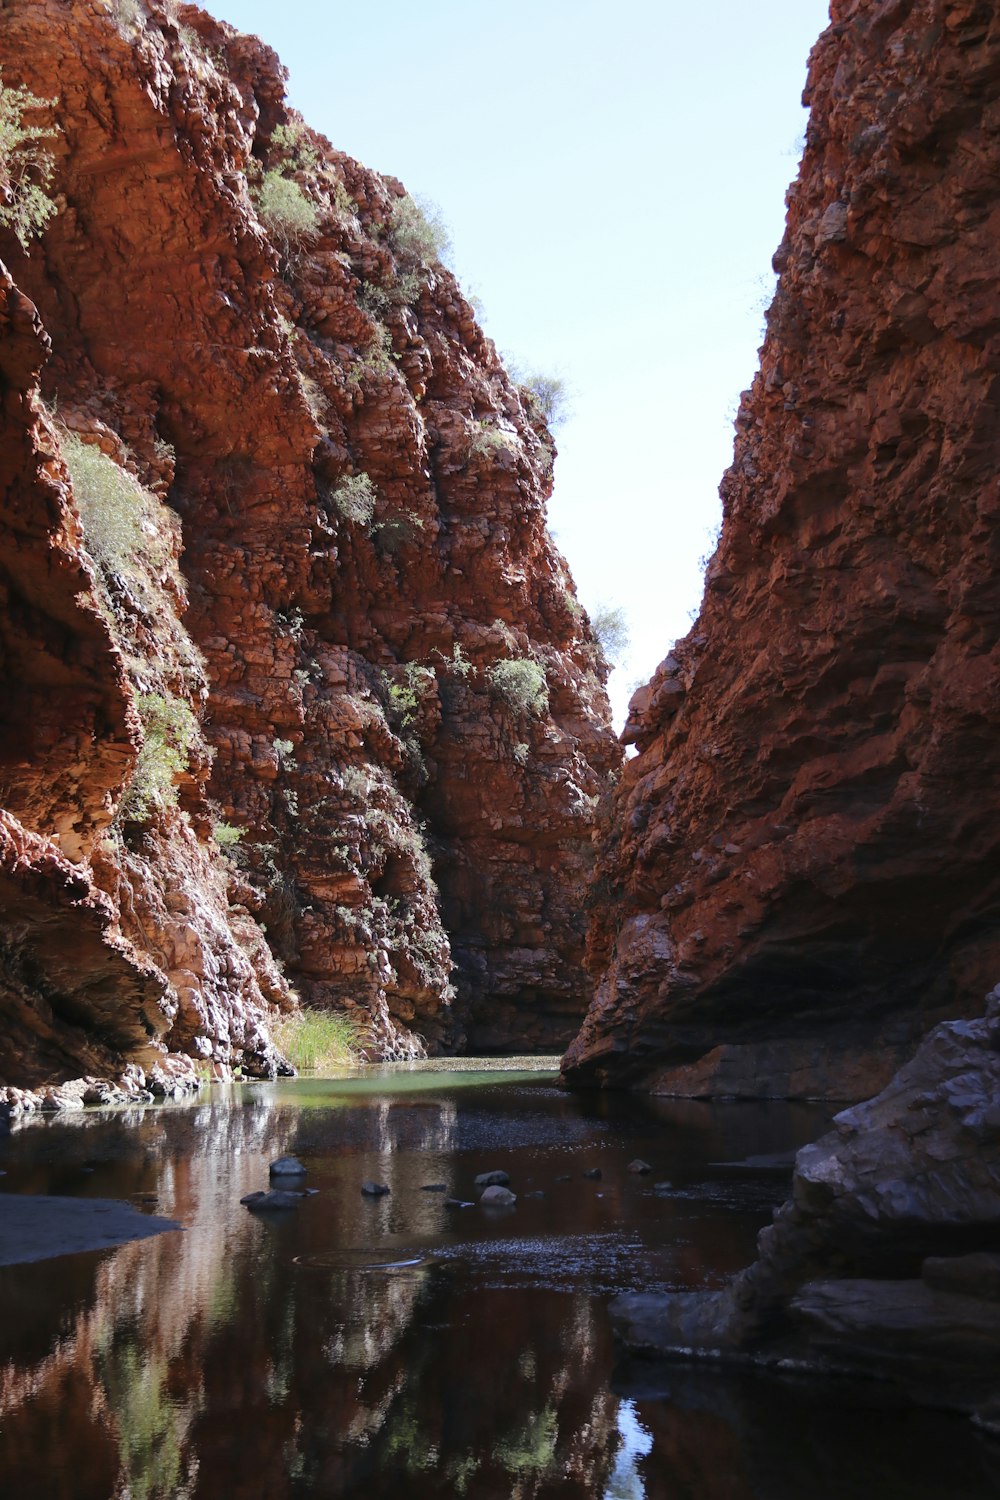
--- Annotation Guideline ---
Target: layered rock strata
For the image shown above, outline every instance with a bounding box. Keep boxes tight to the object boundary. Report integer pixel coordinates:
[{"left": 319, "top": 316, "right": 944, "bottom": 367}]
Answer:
[
  {"left": 0, "top": 0, "right": 618, "bottom": 1098},
  {"left": 610, "top": 989, "right": 1000, "bottom": 1424},
  {"left": 566, "top": 0, "right": 1000, "bottom": 1097}
]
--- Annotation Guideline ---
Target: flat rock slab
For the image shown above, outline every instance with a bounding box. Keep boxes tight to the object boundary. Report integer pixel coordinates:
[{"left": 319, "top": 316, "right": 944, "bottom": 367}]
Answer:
[
  {"left": 241, "top": 1190, "right": 302, "bottom": 1212},
  {"left": 609, "top": 1289, "right": 739, "bottom": 1356},
  {"left": 0, "top": 1193, "right": 181, "bottom": 1266},
  {"left": 791, "top": 1278, "right": 1000, "bottom": 1371},
  {"left": 923, "top": 1252, "right": 1000, "bottom": 1303}
]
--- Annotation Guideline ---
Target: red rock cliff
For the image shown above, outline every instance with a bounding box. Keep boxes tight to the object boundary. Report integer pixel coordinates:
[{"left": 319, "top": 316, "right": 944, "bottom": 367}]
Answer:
[
  {"left": 566, "top": 0, "right": 1000, "bottom": 1097},
  {"left": 0, "top": 0, "right": 619, "bottom": 1099}
]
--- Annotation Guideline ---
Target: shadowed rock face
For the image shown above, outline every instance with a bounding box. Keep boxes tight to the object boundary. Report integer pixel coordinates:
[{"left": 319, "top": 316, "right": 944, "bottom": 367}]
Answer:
[
  {"left": 609, "top": 989, "right": 1000, "bottom": 1422},
  {"left": 566, "top": 0, "right": 1000, "bottom": 1097},
  {"left": 0, "top": 0, "right": 619, "bottom": 1095}
]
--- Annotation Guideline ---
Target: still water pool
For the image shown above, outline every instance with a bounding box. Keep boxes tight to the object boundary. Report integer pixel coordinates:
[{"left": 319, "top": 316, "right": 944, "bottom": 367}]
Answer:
[{"left": 0, "top": 1063, "right": 997, "bottom": 1498}]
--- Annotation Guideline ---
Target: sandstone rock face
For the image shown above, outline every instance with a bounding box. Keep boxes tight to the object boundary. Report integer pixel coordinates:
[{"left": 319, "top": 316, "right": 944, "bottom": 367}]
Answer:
[
  {"left": 0, "top": 0, "right": 617, "bottom": 1094},
  {"left": 609, "top": 990, "right": 1000, "bottom": 1418},
  {"left": 566, "top": 0, "right": 1000, "bottom": 1095}
]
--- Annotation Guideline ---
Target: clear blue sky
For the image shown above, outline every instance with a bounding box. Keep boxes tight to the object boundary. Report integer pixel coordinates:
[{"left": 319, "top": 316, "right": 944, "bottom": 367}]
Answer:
[{"left": 212, "top": 0, "right": 831, "bottom": 725}]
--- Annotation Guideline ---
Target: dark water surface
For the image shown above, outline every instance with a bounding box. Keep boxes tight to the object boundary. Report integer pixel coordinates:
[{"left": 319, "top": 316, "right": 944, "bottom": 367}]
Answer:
[{"left": 0, "top": 1065, "right": 997, "bottom": 1498}]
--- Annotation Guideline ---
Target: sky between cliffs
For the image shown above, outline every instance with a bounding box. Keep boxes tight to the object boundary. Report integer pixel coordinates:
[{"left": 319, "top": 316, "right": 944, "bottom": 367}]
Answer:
[{"left": 213, "top": 0, "right": 832, "bottom": 727}]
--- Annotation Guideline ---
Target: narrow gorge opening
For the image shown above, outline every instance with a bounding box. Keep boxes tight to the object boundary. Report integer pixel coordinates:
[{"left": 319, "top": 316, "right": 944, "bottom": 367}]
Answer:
[{"left": 3, "top": 0, "right": 1000, "bottom": 1490}]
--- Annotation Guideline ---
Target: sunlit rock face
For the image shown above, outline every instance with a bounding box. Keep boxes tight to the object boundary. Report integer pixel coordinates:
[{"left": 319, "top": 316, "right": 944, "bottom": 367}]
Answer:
[
  {"left": 0, "top": 0, "right": 619, "bottom": 1091},
  {"left": 566, "top": 0, "right": 1000, "bottom": 1097}
]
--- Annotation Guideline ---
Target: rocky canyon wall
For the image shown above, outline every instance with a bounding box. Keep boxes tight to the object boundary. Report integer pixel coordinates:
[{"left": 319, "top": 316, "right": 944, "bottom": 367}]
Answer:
[
  {"left": 565, "top": 0, "right": 1000, "bottom": 1100},
  {"left": 0, "top": 0, "right": 619, "bottom": 1102}
]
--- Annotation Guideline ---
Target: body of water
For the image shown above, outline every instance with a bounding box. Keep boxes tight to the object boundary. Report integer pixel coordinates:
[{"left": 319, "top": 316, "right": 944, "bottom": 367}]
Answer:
[{"left": 0, "top": 1063, "right": 997, "bottom": 1497}]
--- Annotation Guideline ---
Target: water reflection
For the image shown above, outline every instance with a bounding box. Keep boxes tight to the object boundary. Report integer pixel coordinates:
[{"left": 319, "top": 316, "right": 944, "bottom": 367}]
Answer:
[
  {"left": 0, "top": 1076, "right": 996, "bottom": 1498},
  {"left": 604, "top": 1400, "right": 652, "bottom": 1500}
]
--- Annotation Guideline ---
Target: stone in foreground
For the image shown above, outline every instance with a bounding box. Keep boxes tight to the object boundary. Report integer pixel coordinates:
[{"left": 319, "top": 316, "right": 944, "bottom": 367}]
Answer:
[
  {"left": 361, "top": 1181, "right": 390, "bottom": 1197},
  {"left": 479, "top": 1185, "right": 517, "bottom": 1207}
]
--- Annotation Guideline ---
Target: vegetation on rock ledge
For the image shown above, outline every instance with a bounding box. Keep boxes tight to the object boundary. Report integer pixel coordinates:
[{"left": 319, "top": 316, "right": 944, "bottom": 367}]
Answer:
[
  {"left": 272, "top": 1008, "right": 360, "bottom": 1073},
  {"left": 0, "top": 69, "right": 58, "bottom": 250}
]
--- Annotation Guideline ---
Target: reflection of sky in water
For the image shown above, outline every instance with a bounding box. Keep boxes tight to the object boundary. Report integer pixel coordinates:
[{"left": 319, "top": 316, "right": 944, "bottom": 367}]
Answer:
[{"left": 605, "top": 1400, "right": 653, "bottom": 1500}]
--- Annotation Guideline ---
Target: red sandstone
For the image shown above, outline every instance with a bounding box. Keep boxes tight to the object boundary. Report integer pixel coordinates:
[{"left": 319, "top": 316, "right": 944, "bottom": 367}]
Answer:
[{"left": 0, "top": 0, "right": 619, "bottom": 1099}]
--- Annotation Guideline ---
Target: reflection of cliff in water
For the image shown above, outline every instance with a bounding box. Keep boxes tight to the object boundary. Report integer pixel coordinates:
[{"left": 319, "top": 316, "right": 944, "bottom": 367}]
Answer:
[
  {"left": 0, "top": 1090, "right": 626, "bottom": 1499},
  {"left": 7, "top": 1080, "right": 986, "bottom": 1498}
]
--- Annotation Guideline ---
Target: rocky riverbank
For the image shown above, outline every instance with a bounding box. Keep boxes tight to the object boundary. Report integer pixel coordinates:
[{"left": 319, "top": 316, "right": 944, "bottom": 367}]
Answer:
[{"left": 611, "top": 986, "right": 1000, "bottom": 1426}]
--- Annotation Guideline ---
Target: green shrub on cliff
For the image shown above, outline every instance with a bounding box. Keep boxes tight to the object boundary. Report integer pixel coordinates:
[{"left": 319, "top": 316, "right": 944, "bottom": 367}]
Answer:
[
  {"left": 487, "top": 658, "right": 548, "bottom": 718},
  {"left": 385, "top": 663, "right": 435, "bottom": 729},
  {"left": 60, "top": 431, "right": 163, "bottom": 580},
  {"left": 120, "top": 693, "right": 198, "bottom": 822},
  {"left": 389, "top": 193, "right": 450, "bottom": 270},
  {"left": 269, "top": 121, "right": 319, "bottom": 174},
  {"left": 330, "top": 472, "right": 376, "bottom": 525},
  {"left": 0, "top": 71, "right": 58, "bottom": 251},
  {"left": 255, "top": 171, "right": 319, "bottom": 253},
  {"left": 369, "top": 193, "right": 451, "bottom": 306},
  {"left": 106, "top": 0, "right": 144, "bottom": 32},
  {"left": 212, "top": 820, "right": 243, "bottom": 851},
  {"left": 467, "top": 420, "right": 517, "bottom": 460},
  {"left": 519, "top": 372, "right": 568, "bottom": 429}
]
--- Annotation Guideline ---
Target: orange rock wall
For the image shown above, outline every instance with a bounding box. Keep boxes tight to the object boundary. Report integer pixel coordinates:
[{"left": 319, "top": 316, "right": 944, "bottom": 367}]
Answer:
[
  {"left": 566, "top": 0, "right": 1000, "bottom": 1095},
  {"left": 0, "top": 0, "right": 618, "bottom": 1094}
]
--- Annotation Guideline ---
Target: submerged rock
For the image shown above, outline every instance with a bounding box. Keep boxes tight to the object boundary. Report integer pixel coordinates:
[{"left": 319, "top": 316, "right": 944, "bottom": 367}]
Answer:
[
  {"left": 627, "top": 1159, "right": 652, "bottom": 1175},
  {"left": 361, "top": 1181, "right": 390, "bottom": 1198}
]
